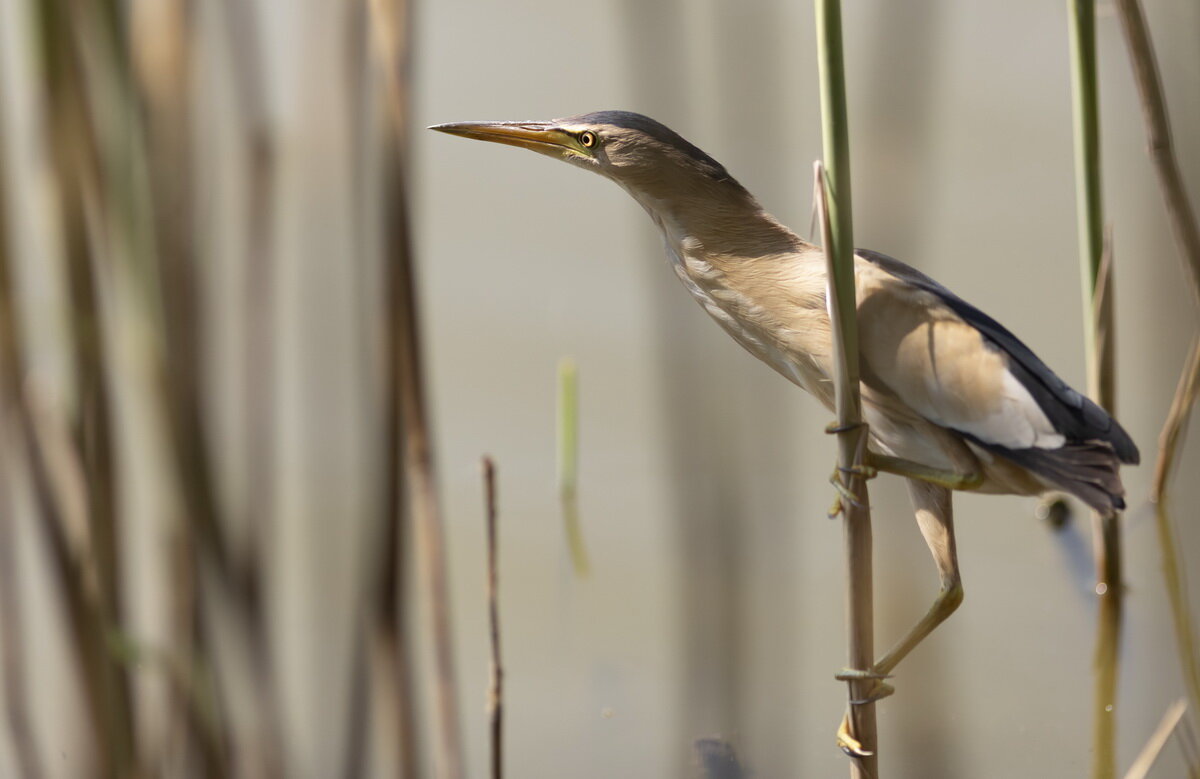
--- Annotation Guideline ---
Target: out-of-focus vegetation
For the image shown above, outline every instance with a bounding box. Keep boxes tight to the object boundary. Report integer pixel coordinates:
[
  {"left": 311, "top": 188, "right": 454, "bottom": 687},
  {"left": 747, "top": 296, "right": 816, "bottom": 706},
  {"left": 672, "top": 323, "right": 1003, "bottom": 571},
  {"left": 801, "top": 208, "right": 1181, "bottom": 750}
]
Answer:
[{"left": 0, "top": 1, "right": 439, "bottom": 776}]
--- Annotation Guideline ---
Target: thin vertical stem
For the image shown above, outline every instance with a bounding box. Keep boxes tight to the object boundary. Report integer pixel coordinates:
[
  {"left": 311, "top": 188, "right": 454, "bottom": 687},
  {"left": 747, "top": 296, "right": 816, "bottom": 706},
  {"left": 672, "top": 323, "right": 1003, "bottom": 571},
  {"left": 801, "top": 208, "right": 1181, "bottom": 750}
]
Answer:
[
  {"left": 1112, "top": 0, "right": 1200, "bottom": 301},
  {"left": 1067, "top": 1, "right": 1122, "bottom": 775},
  {"left": 1123, "top": 699, "right": 1188, "bottom": 779},
  {"left": 814, "top": 0, "right": 875, "bottom": 771},
  {"left": 1150, "top": 343, "right": 1200, "bottom": 718},
  {"left": 814, "top": 0, "right": 857, "bottom": 338},
  {"left": 1068, "top": 0, "right": 1104, "bottom": 374},
  {"left": 483, "top": 457, "right": 503, "bottom": 779},
  {"left": 557, "top": 358, "right": 588, "bottom": 576},
  {"left": 0, "top": 106, "right": 46, "bottom": 779},
  {"left": 1113, "top": 0, "right": 1200, "bottom": 723},
  {"left": 816, "top": 163, "right": 876, "bottom": 778},
  {"left": 815, "top": 8, "right": 874, "bottom": 777},
  {"left": 368, "top": 0, "right": 464, "bottom": 776},
  {"left": 32, "top": 4, "right": 140, "bottom": 772}
]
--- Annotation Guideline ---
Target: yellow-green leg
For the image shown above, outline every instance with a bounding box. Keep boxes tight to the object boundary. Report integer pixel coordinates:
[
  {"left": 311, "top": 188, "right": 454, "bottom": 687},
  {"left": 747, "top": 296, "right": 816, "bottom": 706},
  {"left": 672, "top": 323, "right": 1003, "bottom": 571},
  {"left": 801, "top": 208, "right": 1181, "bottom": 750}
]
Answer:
[
  {"left": 867, "top": 452, "right": 982, "bottom": 491},
  {"left": 835, "top": 479, "right": 963, "bottom": 756}
]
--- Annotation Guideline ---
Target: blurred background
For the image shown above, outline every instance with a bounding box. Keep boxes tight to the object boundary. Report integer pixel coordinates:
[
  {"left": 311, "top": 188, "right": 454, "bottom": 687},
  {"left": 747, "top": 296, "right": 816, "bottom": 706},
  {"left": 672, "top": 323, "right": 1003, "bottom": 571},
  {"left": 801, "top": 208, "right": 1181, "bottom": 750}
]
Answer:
[{"left": 0, "top": 0, "right": 1197, "bottom": 777}]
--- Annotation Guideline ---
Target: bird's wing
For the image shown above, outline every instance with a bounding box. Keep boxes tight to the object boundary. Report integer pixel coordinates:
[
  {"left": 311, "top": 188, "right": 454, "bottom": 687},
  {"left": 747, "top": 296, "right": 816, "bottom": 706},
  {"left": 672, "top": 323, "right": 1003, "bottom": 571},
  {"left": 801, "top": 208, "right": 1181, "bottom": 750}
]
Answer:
[{"left": 854, "top": 249, "right": 1139, "bottom": 464}]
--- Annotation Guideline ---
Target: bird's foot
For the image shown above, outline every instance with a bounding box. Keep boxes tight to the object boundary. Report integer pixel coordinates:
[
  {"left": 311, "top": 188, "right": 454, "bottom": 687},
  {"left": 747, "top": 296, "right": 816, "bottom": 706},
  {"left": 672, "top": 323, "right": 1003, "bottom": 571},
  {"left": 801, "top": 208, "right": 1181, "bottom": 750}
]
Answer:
[
  {"left": 834, "top": 667, "right": 894, "bottom": 757},
  {"left": 827, "top": 472, "right": 862, "bottom": 517},
  {"left": 827, "top": 466, "right": 874, "bottom": 517},
  {"left": 834, "top": 667, "right": 895, "bottom": 704},
  {"left": 825, "top": 420, "right": 866, "bottom": 435},
  {"left": 836, "top": 711, "right": 874, "bottom": 757},
  {"left": 839, "top": 463, "right": 877, "bottom": 479}
]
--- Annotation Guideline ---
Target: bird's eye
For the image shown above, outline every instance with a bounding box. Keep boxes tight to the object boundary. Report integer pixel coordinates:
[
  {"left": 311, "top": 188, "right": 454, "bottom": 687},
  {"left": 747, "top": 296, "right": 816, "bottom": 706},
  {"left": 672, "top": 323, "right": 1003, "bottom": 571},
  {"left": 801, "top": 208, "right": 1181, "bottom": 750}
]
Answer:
[{"left": 579, "top": 131, "right": 597, "bottom": 148}]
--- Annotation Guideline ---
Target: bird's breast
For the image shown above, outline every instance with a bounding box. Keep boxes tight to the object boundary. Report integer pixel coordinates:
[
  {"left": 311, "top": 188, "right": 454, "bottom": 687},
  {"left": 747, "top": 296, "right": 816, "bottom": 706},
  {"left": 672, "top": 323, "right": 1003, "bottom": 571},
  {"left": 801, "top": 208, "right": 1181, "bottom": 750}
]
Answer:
[{"left": 664, "top": 239, "right": 832, "bottom": 400}]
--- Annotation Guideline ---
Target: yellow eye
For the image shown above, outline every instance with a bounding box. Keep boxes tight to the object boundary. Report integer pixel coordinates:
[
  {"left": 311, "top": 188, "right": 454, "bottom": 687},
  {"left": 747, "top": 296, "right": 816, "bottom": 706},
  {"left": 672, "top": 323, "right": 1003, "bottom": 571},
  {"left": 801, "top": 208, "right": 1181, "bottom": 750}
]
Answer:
[{"left": 579, "top": 131, "right": 597, "bottom": 148}]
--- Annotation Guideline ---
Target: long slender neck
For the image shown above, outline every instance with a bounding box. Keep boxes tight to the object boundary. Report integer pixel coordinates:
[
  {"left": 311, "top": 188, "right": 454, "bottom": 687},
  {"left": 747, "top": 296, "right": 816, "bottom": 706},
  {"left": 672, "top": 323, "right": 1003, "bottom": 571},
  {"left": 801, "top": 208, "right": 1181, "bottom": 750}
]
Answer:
[{"left": 619, "top": 176, "right": 810, "bottom": 260}]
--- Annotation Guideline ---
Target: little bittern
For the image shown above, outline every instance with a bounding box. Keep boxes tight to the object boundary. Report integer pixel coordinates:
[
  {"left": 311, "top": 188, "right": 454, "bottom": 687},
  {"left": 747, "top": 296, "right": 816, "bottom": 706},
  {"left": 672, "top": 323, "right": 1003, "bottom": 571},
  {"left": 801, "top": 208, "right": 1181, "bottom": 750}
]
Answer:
[{"left": 432, "top": 111, "right": 1139, "bottom": 750}]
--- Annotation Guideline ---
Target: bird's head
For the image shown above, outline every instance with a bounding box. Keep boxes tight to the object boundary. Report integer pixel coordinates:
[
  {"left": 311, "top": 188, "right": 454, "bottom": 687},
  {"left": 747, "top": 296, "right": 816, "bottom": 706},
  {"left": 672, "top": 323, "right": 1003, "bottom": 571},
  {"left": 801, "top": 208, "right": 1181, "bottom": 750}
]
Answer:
[{"left": 430, "top": 111, "right": 750, "bottom": 215}]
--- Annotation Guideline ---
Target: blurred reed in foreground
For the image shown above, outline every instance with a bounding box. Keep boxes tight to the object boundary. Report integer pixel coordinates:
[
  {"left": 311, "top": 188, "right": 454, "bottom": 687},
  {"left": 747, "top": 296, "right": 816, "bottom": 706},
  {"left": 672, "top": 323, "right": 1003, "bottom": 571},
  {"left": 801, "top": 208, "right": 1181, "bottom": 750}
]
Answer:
[{"left": 0, "top": 1, "right": 453, "bottom": 776}]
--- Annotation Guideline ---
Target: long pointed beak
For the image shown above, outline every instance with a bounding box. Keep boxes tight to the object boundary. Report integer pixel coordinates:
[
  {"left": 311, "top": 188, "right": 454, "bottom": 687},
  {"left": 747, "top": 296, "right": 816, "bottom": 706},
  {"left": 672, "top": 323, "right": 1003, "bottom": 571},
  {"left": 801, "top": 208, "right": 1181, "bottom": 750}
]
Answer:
[{"left": 428, "top": 120, "right": 575, "bottom": 153}]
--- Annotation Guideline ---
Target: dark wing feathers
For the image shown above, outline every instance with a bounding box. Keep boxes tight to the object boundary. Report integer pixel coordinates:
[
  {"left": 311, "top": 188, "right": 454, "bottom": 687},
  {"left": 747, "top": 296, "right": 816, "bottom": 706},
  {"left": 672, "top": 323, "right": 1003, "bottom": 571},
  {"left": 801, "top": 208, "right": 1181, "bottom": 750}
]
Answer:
[{"left": 858, "top": 249, "right": 1139, "bottom": 465}]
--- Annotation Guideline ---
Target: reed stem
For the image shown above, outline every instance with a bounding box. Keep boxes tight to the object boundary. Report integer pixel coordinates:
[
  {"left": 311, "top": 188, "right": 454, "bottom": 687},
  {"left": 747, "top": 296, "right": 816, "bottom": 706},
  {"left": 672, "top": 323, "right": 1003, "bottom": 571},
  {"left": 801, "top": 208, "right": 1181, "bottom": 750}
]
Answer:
[
  {"left": 813, "top": 6, "right": 874, "bottom": 768},
  {"left": 1067, "top": 2, "right": 1123, "bottom": 773},
  {"left": 1112, "top": 0, "right": 1200, "bottom": 727}
]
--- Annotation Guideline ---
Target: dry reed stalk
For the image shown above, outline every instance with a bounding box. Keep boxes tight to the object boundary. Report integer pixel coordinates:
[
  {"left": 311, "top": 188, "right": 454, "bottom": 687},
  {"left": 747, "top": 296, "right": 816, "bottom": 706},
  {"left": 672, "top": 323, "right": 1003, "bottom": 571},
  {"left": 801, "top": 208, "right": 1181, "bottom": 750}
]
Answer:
[
  {"left": 816, "top": 159, "right": 876, "bottom": 777},
  {"left": 0, "top": 126, "right": 46, "bottom": 779},
  {"left": 216, "top": 0, "right": 277, "bottom": 589},
  {"left": 368, "top": 0, "right": 464, "bottom": 776},
  {"left": 127, "top": 3, "right": 223, "bottom": 773},
  {"left": 1149, "top": 344, "right": 1200, "bottom": 717},
  {"left": 210, "top": 0, "right": 293, "bottom": 772},
  {"left": 814, "top": 2, "right": 875, "bottom": 774},
  {"left": 28, "top": 4, "right": 148, "bottom": 773},
  {"left": 72, "top": 1, "right": 283, "bottom": 772},
  {"left": 483, "top": 457, "right": 503, "bottom": 779},
  {"left": 1090, "top": 243, "right": 1122, "bottom": 779},
  {"left": 78, "top": 3, "right": 249, "bottom": 773},
  {"left": 1112, "top": 0, "right": 1200, "bottom": 721},
  {"left": 333, "top": 3, "right": 420, "bottom": 775},
  {"left": 0, "top": 454, "right": 42, "bottom": 779},
  {"left": 1123, "top": 699, "right": 1187, "bottom": 779},
  {"left": 18, "top": 344, "right": 133, "bottom": 779},
  {"left": 1111, "top": 0, "right": 1200, "bottom": 300},
  {"left": 1067, "top": 0, "right": 1125, "bottom": 769}
]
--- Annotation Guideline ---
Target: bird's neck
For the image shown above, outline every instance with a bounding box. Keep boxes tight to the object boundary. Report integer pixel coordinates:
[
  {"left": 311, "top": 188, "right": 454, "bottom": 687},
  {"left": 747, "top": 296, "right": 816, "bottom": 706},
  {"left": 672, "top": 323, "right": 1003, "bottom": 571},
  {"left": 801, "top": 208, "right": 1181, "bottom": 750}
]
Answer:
[{"left": 623, "top": 179, "right": 810, "bottom": 260}]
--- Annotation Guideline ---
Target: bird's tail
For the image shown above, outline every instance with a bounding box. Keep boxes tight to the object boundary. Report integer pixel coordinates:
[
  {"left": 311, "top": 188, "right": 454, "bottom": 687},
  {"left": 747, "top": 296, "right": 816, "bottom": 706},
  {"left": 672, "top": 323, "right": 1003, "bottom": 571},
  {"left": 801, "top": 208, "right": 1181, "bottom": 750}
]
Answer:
[{"left": 982, "top": 441, "right": 1128, "bottom": 516}]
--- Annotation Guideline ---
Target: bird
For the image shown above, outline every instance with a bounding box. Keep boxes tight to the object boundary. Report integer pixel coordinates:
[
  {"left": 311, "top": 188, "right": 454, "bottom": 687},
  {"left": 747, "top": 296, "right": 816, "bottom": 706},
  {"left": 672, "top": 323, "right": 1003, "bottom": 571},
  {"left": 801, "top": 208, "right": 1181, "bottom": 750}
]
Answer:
[{"left": 430, "top": 110, "right": 1139, "bottom": 753}]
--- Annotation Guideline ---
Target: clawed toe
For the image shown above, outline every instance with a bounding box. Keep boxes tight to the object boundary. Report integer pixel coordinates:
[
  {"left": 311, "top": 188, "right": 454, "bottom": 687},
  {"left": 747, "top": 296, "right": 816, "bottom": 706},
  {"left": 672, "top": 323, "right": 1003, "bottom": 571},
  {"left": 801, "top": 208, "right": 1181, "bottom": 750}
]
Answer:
[
  {"left": 836, "top": 712, "right": 874, "bottom": 757},
  {"left": 828, "top": 470, "right": 869, "bottom": 517},
  {"left": 836, "top": 666, "right": 895, "bottom": 705},
  {"left": 838, "top": 463, "right": 877, "bottom": 479},
  {"left": 834, "top": 667, "right": 893, "bottom": 759},
  {"left": 850, "top": 681, "right": 894, "bottom": 705},
  {"left": 835, "top": 667, "right": 891, "bottom": 682}
]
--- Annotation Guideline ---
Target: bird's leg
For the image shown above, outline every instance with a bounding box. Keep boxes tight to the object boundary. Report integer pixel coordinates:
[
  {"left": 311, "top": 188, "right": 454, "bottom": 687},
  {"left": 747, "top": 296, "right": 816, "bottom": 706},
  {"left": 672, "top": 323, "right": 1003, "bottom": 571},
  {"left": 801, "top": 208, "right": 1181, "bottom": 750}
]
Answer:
[
  {"left": 866, "top": 452, "right": 982, "bottom": 491},
  {"left": 841, "top": 479, "right": 962, "bottom": 681},
  {"left": 835, "top": 480, "right": 962, "bottom": 755},
  {"left": 824, "top": 421, "right": 978, "bottom": 506},
  {"left": 873, "top": 483, "right": 963, "bottom": 676}
]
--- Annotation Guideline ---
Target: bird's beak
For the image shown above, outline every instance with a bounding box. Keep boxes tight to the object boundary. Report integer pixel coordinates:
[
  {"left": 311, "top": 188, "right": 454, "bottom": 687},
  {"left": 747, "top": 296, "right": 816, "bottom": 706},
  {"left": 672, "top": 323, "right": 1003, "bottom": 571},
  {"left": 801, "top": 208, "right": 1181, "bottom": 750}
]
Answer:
[{"left": 428, "top": 120, "right": 575, "bottom": 153}]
